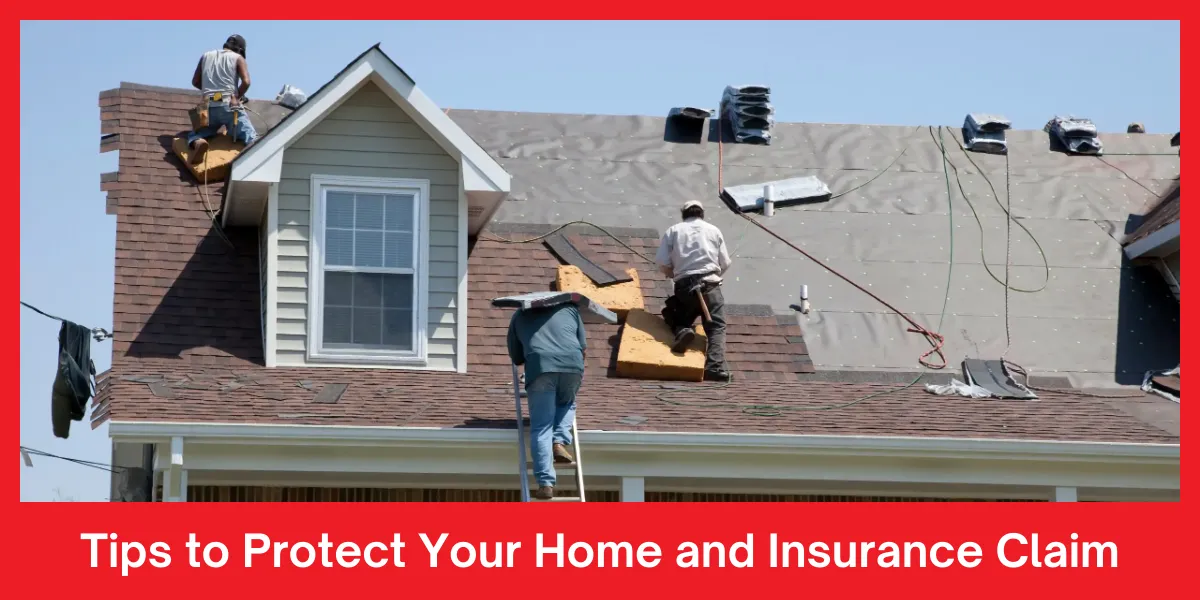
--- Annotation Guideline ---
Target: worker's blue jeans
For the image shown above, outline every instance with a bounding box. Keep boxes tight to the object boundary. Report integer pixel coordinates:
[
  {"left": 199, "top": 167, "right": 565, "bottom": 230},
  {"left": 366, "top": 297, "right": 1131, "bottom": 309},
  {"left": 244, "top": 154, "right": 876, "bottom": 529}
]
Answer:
[
  {"left": 526, "top": 372, "right": 581, "bottom": 488},
  {"left": 187, "top": 102, "right": 257, "bottom": 146}
]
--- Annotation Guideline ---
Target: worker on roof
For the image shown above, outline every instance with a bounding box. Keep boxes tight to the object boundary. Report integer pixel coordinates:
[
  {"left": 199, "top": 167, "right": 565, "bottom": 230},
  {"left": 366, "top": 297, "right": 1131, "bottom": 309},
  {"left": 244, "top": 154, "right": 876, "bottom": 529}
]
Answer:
[
  {"left": 507, "top": 302, "right": 587, "bottom": 500},
  {"left": 187, "top": 34, "right": 256, "bottom": 165},
  {"left": 656, "top": 200, "right": 733, "bottom": 382}
]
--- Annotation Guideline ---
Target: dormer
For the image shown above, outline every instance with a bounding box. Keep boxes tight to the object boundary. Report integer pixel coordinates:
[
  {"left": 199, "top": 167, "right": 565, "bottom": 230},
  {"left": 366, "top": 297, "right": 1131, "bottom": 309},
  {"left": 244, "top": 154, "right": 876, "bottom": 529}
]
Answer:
[{"left": 226, "top": 45, "right": 511, "bottom": 372}]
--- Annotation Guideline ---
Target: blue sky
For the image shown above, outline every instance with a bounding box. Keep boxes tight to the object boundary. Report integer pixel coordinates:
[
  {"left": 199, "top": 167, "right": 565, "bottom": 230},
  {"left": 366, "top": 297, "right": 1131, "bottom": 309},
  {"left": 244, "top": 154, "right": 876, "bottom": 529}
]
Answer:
[{"left": 19, "top": 20, "right": 1179, "bottom": 501}]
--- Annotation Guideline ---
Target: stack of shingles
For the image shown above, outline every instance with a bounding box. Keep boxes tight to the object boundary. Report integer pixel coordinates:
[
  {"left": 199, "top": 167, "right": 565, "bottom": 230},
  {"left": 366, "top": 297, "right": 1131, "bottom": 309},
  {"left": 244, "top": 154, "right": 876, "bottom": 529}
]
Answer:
[{"left": 99, "top": 84, "right": 264, "bottom": 371}]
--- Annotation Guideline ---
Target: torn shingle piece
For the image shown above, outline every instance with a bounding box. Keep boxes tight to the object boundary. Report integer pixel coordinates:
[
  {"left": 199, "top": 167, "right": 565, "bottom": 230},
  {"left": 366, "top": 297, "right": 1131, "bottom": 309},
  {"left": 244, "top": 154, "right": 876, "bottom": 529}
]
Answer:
[
  {"left": 543, "top": 233, "right": 632, "bottom": 286},
  {"left": 221, "top": 381, "right": 247, "bottom": 392},
  {"left": 617, "top": 415, "right": 649, "bottom": 426},
  {"left": 147, "top": 381, "right": 176, "bottom": 398},
  {"left": 251, "top": 390, "right": 288, "bottom": 401},
  {"left": 722, "top": 176, "right": 831, "bottom": 213},
  {"left": 297, "top": 380, "right": 316, "bottom": 390},
  {"left": 121, "top": 375, "right": 165, "bottom": 383},
  {"left": 961, "top": 359, "right": 1037, "bottom": 400},
  {"left": 313, "top": 383, "right": 349, "bottom": 404},
  {"left": 490, "top": 291, "right": 619, "bottom": 324}
]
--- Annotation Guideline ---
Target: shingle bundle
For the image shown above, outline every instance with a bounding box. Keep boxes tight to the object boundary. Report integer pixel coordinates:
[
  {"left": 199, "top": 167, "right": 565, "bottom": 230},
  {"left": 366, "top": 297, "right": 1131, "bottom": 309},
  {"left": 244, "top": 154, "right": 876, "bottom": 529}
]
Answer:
[
  {"left": 721, "top": 85, "right": 774, "bottom": 145},
  {"left": 1045, "top": 115, "right": 1103, "bottom": 155}
]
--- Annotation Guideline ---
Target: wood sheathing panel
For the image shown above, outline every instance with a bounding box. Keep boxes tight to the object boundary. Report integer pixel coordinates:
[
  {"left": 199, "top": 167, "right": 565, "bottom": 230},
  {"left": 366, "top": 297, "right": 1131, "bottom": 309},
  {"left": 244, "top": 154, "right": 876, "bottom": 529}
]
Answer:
[
  {"left": 616, "top": 309, "right": 706, "bottom": 382},
  {"left": 171, "top": 135, "right": 243, "bottom": 183},
  {"left": 555, "top": 265, "right": 644, "bottom": 318}
]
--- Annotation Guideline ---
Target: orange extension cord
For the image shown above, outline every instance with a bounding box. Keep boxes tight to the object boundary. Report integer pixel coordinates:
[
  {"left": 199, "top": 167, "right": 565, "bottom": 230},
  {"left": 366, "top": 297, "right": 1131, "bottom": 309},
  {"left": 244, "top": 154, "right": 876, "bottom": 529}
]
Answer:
[{"left": 715, "top": 118, "right": 947, "bottom": 370}]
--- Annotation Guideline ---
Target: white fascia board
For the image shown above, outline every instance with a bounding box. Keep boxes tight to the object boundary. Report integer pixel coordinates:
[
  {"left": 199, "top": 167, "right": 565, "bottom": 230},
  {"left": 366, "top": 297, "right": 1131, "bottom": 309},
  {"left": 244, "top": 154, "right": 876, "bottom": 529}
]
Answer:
[
  {"left": 230, "top": 46, "right": 511, "bottom": 198},
  {"left": 364, "top": 51, "right": 510, "bottom": 194},
  {"left": 1125, "top": 220, "right": 1180, "bottom": 259},
  {"left": 230, "top": 59, "right": 375, "bottom": 183},
  {"left": 108, "top": 421, "right": 1179, "bottom": 464}
]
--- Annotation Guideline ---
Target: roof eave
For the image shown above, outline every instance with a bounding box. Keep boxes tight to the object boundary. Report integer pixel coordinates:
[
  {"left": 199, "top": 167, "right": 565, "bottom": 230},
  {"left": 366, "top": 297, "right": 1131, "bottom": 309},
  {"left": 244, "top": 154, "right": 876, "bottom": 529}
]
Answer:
[
  {"left": 109, "top": 420, "right": 1180, "bottom": 462},
  {"left": 1125, "top": 220, "right": 1180, "bottom": 259}
]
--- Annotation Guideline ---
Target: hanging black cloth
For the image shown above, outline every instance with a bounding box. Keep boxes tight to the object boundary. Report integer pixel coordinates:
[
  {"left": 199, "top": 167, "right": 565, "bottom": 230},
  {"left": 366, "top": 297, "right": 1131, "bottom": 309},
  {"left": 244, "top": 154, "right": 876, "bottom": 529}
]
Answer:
[{"left": 51, "top": 321, "right": 96, "bottom": 439}]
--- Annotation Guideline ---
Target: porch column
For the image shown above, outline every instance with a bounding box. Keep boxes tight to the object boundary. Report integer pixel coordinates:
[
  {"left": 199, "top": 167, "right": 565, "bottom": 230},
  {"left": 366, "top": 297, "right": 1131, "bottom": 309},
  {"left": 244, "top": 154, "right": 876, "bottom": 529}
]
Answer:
[
  {"left": 164, "top": 436, "right": 187, "bottom": 502},
  {"left": 620, "top": 477, "right": 645, "bottom": 502}
]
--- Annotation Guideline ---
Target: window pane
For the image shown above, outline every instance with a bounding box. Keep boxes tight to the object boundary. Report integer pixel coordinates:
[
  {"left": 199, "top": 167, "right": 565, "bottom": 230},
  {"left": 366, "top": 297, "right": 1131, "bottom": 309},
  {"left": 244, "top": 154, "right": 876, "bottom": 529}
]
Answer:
[
  {"left": 355, "top": 193, "right": 384, "bottom": 231},
  {"left": 354, "top": 231, "right": 384, "bottom": 268},
  {"left": 325, "top": 229, "right": 354, "bottom": 266},
  {"left": 353, "top": 273, "right": 383, "bottom": 308},
  {"left": 324, "top": 271, "right": 353, "bottom": 306},
  {"left": 351, "top": 307, "right": 382, "bottom": 346},
  {"left": 383, "top": 231, "right": 414, "bottom": 269},
  {"left": 382, "top": 274, "right": 413, "bottom": 309},
  {"left": 385, "top": 195, "right": 414, "bottom": 232},
  {"left": 323, "top": 307, "right": 352, "bottom": 344},
  {"left": 382, "top": 309, "right": 414, "bottom": 350},
  {"left": 326, "top": 192, "right": 354, "bottom": 228}
]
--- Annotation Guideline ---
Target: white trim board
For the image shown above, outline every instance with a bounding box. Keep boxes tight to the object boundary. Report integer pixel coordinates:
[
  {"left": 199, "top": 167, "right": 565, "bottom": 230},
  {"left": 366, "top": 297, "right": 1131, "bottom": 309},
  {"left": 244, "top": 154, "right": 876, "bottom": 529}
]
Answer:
[
  {"left": 1125, "top": 220, "right": 1180, "bottom": 259},
  {"left": 111, "top": 421, "right": 1178, "bottom": 493},
  {"left": 264, "top": 183, "right": 280, "bottom": 367},
  {"left": 230, "top": 46, "right": 510, "bottom": 196}
]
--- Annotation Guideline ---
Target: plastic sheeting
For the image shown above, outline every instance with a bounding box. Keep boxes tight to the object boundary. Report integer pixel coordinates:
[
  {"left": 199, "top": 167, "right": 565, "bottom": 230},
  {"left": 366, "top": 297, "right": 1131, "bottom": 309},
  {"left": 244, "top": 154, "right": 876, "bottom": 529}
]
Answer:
[{"left": 452, "top": 110, "right": 1180, "bottom": 384}]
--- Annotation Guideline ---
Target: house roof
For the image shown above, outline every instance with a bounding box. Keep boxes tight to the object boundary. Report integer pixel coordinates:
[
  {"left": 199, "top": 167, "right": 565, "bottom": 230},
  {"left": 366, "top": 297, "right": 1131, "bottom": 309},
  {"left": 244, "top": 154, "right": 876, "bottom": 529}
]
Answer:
[{"left": 96, "top": 82, "right": 1180, "bottom": 445}]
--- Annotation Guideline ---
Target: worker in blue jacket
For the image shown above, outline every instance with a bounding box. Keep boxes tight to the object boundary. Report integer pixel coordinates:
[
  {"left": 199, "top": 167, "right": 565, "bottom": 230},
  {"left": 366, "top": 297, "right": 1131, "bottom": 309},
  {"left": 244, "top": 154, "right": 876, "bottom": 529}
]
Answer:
[{"left": 507, "top": 303, "right": 587, "bottom": 500}]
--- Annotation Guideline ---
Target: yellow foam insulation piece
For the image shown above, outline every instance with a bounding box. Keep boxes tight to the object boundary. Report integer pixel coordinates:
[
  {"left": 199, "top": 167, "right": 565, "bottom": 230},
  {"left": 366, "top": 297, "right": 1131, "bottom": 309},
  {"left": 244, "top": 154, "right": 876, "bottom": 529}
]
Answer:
[
  {"left": 615, "top": 309, "right": 707, "bottom": 382},
  {"left": 172, "top": 135, "right": 244, "bottom": 183},
  {"left": 555, "top": 265, "right": 644, "bottom": 317}
]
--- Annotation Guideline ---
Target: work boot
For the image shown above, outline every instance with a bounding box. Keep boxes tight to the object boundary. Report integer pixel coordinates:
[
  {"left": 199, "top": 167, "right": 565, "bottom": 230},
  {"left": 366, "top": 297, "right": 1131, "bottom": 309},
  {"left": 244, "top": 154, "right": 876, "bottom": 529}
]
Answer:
[
  {"left": 553, "top": 443, "right": 575, "bottom": 464},
  {"left": 703, "top": 369, "right": 732, "bottom": 382},
  {"left": 189, "top": 139, "right": 209, "bottom": 165},
  {"left": 671, "top": 328, "right": 696, "bottom": 353},
  {"left": 534, "top": 486, "right": 554, "bottom": 500}
]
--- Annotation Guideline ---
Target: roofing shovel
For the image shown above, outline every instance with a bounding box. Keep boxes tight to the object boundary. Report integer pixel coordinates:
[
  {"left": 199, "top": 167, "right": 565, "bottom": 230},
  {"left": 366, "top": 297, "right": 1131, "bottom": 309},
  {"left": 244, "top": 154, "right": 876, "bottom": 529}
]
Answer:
[{"left": 491, "top": 292, "right": 617, "bottom": 502}]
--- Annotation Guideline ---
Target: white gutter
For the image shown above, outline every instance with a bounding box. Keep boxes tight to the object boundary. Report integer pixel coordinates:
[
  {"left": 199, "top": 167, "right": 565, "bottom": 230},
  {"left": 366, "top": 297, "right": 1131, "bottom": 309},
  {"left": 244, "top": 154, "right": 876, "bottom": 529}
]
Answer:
[{"left": 109, "top": 420, "right": 1178, "bottom": 463}]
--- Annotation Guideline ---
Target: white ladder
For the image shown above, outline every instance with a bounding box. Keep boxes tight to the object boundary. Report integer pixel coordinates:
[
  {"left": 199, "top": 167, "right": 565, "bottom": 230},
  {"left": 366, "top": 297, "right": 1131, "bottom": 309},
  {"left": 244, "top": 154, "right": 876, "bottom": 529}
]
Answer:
[{"left": 513, "top": 364, "right": 586, "bottom": 503}]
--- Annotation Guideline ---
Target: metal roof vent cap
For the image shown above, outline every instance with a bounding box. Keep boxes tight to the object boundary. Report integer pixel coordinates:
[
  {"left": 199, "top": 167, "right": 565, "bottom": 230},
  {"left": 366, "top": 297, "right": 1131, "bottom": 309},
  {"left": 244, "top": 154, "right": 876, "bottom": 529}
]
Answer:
[
  {"left": 1128, "top": 122, "right": 1146, "bottom": 134},
  {"left": 963, "top": 113, "right": 1012, "bottom": 155},
  {"left": 1045, "top": 115, "right": 1104, "bottom": 155}
]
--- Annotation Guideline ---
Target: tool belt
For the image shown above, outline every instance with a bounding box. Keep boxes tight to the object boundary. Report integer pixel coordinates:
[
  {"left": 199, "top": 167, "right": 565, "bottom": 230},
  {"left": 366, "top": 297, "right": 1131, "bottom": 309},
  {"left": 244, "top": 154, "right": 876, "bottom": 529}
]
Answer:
[
  {"left": 673, "top": 273, "right": 720, "bottom": 296},
  {"left": 188, "top": 91, "right": 238, "bottom": 132}
]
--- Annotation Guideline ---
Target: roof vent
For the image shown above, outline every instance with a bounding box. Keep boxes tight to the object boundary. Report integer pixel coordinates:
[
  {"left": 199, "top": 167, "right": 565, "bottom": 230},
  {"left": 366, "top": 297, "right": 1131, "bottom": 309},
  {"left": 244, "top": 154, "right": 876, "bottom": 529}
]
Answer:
[
  {"left": 1171, "top": 132, "right": 1180, "bottom": 147},
  {"left": 720, "top": 85, "right": 774, "bottom": 145},
  {"left": 963, "top": 113, "right": 1012, "bottom": 155},
  {"left": 668, "top": 107, "right": 713, "bottom": 122},
  {"left": 1044, "top": 115, "right": 1103, "bottom": 155},
  {"left": 1127, "top": 122, "right": 1146, "bottom": 134}
]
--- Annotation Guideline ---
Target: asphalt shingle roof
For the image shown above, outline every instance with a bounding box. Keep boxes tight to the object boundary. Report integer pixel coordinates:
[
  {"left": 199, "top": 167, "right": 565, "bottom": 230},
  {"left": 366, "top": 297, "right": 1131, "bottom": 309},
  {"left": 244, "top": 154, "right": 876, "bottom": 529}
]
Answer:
[{"left": 93, "top": 82, "right": 1179, "bottom": 444}]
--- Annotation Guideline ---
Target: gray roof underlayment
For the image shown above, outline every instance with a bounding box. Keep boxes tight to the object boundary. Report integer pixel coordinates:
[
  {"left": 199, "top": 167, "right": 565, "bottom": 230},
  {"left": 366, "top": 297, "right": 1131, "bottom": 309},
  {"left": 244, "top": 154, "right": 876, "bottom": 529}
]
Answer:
[{"left": 449, "top": 111, "right": 1180, "bottom": 388}]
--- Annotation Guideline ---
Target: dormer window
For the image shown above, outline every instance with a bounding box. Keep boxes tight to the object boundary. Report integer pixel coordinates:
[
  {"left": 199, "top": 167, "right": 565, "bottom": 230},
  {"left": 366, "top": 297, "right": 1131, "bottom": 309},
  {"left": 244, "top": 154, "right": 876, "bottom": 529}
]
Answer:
[{"left": 307, "top": 174, "right": 430, "bottom": 365}]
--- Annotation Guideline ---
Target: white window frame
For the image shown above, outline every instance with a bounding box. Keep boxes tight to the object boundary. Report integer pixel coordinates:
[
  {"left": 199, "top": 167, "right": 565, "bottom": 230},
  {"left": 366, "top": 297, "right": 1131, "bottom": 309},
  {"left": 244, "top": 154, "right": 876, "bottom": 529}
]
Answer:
[{"left": 307, "top": 174, "right": 430, "bottom": 365}]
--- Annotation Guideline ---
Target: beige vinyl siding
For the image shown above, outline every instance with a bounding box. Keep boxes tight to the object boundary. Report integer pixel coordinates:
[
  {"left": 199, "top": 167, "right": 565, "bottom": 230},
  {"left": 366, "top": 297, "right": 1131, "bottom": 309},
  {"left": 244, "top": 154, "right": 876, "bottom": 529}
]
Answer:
[{"left": 274, "top": 81, "right": 460, "bottom": 369}]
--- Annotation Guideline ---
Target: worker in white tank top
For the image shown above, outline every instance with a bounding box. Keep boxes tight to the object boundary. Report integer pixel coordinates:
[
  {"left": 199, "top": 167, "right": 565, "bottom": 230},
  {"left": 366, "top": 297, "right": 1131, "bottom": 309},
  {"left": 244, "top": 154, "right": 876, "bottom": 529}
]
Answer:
[{"left": 187, "top": 34, "right": 257, "bottom": 164}]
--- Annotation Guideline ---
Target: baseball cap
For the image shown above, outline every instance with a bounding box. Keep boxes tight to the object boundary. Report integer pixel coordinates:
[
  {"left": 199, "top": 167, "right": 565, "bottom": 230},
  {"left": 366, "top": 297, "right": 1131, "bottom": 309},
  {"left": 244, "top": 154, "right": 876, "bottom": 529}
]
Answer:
[
  {"left": 682, "top": 200, "right": 703, "bottom": 211},
  {"left": 225, "top": 34, "right": 247, "bottom": 57}
]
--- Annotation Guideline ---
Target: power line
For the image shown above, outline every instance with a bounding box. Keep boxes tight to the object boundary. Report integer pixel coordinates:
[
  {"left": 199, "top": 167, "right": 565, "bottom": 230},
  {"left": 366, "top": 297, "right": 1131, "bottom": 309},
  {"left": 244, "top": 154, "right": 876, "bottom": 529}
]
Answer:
[
  {"left": 19, "top": 301, "right": 112, "bottom": 341},
  {"left": 19, "top": 445, "right": 125, "bottom": 474}
]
